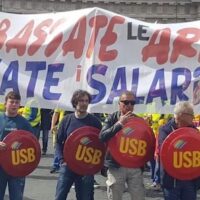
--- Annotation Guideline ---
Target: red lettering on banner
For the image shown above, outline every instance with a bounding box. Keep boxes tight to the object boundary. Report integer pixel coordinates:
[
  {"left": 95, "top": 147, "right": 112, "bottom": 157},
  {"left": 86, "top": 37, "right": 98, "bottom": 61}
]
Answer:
[
  {"left": 99, "top": 16, "right": 125, "bottom": 61},
  {"left": 86, "top": 15, "right": 108, "bottom": 58},
  {"left": 142, "top": 28, "right": 171, "bottom": 64},
  {"left": 170, "top": 28, "right": 200, "bottom": 63},
  {"left": 28, "top": 19, "right": 53, "bottom": 56},
  {"left": 1, "top": 15, "right": 124, "bottom": 61},
  {"left": 0, "top": 19, "right": 10, "bottom": 49},
  {"left": 6, "top": 20, "right": 34, "bottom": 56},
  {"left": 62, "top": 16, "right": 86, "bottom": 59},
  {"left": 45, "top": 18, "right": 66, "bottom": 57}
]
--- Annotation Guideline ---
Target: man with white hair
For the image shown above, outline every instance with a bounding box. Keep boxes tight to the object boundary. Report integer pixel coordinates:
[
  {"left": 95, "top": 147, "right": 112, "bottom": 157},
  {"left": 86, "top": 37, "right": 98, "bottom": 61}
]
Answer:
[{"left": 158, "top": 101, "right": 199, "bottom": 200}]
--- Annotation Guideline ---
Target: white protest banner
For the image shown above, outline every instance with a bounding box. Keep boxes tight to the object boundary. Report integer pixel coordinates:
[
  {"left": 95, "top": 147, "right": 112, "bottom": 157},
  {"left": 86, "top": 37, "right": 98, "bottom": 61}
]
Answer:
[{"left": 0, "top": 7, "right": 199, "bottom": 113}]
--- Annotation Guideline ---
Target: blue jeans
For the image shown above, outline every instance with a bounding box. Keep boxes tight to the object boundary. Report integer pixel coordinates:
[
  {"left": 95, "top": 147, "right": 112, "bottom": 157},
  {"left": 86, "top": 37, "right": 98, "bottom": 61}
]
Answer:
[
  {"left": 41, "top": 129, "right": 49, "bottom": 152},
  {"left": 150, "top": 159, "right": 155, "bottom": 181},
  {"left": 52, "top": 155, "right": 60, "bottom": 170},
  {"left": 52, "top": 146, "right": 60, "bottom": 170},
  {"left": 163, "top": 180, "right": 196, "bottom": 200},
  {"left": 55, "top": 165, "right": 94, "bottom": 200},
  {"left": 0, "top": 167, "right": 25, "bottom": 200},
  {"left": 82, "top": 175, "right": 94, "bottom": 200},
  {"left": 153, "top": 159, "right": 160, "bottom": 184},
  {"left": 55, "top": 165, "right": 83, "bottom": 200}
]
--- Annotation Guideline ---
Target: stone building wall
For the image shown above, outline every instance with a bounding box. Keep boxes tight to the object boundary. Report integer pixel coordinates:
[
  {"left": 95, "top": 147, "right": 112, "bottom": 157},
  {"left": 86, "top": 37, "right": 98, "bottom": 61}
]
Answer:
[{"left": 1, "top": 0, "right": 200, "bottom": 23}]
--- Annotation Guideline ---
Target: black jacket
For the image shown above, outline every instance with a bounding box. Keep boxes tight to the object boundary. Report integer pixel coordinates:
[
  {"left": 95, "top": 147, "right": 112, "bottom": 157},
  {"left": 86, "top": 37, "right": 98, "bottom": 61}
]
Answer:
[{"left": 40, "top": 109, "right": 52, "bottom": 130}]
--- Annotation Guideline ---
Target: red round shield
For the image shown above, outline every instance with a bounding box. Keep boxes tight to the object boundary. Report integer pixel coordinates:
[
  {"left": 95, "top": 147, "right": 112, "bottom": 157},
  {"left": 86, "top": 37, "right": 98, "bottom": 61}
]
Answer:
[
  {"left": 0, "top": 130, "right": 41, "bottom": 177},
  {"left": 108, "top": 117, "right": 155, "bottom": 168},
  {"left": 63, "top": 126, "right": 106, "bottom": 175},
  {"left": 160, "top": 127, "right": 200, "bottom": 180}
]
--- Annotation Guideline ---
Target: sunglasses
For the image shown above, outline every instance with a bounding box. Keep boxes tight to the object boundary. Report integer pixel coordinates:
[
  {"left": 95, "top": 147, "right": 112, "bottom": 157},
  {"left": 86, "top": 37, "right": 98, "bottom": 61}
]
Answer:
[{"left": 120, "top": 100, "right": 135, "bottom": 106}]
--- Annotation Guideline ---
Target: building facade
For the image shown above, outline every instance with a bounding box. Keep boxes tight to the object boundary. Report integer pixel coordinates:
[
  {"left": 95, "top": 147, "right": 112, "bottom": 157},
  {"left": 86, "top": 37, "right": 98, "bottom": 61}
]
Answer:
[{"left": 1, "top": 0, "right": 200, "bottom": 23}]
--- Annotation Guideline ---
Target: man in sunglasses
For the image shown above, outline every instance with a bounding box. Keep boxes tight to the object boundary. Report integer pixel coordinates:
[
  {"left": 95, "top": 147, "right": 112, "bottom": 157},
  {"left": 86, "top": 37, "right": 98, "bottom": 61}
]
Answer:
[{"left": 99, "top": 91, "right": 145, "bottom": 200}]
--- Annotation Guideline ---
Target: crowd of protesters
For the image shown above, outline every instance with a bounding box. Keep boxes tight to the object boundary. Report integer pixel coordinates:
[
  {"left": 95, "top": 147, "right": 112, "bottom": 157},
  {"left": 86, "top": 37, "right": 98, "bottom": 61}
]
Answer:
[{"left": 1, "top": 90, "right": 200, "bottom": 200}]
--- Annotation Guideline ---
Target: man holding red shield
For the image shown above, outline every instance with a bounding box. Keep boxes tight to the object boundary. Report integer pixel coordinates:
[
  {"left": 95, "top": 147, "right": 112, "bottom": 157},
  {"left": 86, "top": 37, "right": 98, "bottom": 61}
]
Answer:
[
  {"left": 99, "top": 91, "right": 145, "bottom": 200},
  {"left": 159, "top": 101, "right": 200, "bottom": 200},
  {"left": 55, "top": 90, "right": 102, "bottom": 200},
  {"left": 0, "top": 91, "right": 33, "bottom": 200}
]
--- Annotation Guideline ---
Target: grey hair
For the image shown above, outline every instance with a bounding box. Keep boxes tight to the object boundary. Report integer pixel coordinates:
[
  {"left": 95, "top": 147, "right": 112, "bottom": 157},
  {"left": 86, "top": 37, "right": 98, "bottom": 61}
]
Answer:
[
  {"left": 119, "top": 91, "right": 135, "bottom": 101},
  {"left": 174, "top": 101, "right": 194, "bottom": 115}
]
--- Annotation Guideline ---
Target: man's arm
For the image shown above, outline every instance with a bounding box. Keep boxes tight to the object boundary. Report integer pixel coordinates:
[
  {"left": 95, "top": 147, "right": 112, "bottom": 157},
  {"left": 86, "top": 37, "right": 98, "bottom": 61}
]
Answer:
[
  {"left": 50, "top": 111, "right": 59, "bottom": 133},
  {"left": 56, "top": 116, "right": 69, "bottom": 164},
  {"left": 99, "top": 114, "right": 123, "bottom": 142},
  {"left": 158, "top": 125, "right": 169, "bottom": 150}
]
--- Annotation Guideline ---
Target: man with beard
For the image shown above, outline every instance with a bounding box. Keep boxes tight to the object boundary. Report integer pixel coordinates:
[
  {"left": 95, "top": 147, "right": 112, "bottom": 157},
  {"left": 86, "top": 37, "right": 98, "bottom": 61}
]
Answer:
[{"left": 55, "top": 90, "right": 102, "bottom": 200}]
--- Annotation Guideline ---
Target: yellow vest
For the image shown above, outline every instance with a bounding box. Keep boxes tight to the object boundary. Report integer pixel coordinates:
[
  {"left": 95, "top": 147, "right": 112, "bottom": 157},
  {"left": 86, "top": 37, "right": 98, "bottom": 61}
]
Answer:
[
  {"left": 22, "top": 107, "right": 41, "bottom": 127},
  {"left": 54, "top": 108, "right": 65, "bottom": 123},
  {"left": 0, "top": 103, "right": 5, "bottom": 113}
]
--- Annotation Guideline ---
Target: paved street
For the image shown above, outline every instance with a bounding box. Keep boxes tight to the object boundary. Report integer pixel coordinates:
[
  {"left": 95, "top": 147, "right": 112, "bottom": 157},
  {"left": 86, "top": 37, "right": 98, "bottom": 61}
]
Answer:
[{"left": 4, "top": 135, "right": 200, "bottom": 200}]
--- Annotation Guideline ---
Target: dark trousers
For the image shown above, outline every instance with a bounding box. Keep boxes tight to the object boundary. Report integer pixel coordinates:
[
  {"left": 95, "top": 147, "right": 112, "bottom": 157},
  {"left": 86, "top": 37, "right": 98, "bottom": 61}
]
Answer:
[
  {"left": 55, "top": 165, "right": 94, "bottom": 200},
  {"left": 0, "top": 167, "right": 25, "bottom": 200},
  {"left": 55, "top": 165, "right": 82, "bottom": 200},
  {"left": 32, "top": 124, "right": 40, "bottom": 140},
  {"left": 163, "top": 180, "right": 197, "bottom": 200},
  {"left": 41, "top": 129, "right": 49, "bottom": 152}
]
